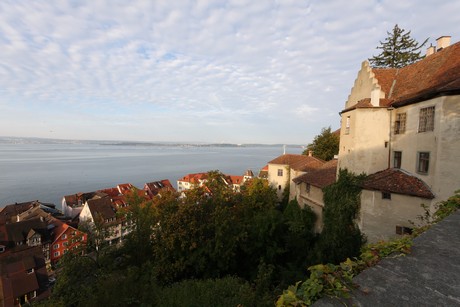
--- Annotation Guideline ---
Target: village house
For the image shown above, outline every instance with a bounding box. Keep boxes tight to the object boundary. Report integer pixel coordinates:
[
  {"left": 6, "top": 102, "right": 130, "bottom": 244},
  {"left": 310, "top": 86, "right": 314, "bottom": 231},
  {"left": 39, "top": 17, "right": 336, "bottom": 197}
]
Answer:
[
  {"left": 292, "top": 159, "right": 338, "bottom": 233},
  {"left": 267, "top": 153, "right": 324, "bottom": 201},
  {"left": 338, "top": 36, "right": 460, "bottom": 241},
  {"left": 143, "top": 179, "right": 176, "bottom": 197},
  {"left": 0, "top": 246, "right": 51, "bottom": 306},
  {"left": 177, "top": 171, "right": 253, "bottom": 194},
  {"left": 0, "top": 202, "right": 87, "bottom": 265}
]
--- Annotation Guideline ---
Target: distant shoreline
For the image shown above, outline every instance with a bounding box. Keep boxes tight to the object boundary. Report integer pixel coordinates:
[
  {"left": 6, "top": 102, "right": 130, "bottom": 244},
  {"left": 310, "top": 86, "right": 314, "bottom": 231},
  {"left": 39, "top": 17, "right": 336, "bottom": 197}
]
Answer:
[{"left": 0, "top": 136, "right": 304, "bottom": 148}]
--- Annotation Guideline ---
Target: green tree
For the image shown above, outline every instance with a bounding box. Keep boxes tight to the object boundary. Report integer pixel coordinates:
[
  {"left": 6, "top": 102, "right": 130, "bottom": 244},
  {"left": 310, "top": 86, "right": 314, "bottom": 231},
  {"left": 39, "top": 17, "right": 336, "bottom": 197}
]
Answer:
[
  {"left": 369, "top": 24, "right": 428, "bottom": 68},
  {"left": 303, "top": 127, "right": 339, "bottom": 161}
]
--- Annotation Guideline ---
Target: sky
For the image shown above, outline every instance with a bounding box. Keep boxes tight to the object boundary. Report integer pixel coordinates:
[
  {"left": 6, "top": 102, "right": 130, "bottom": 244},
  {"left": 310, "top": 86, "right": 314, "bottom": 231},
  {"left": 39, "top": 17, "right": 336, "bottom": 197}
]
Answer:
[{"left": 1, "top": 1, "right": 459, "bottom": 145}]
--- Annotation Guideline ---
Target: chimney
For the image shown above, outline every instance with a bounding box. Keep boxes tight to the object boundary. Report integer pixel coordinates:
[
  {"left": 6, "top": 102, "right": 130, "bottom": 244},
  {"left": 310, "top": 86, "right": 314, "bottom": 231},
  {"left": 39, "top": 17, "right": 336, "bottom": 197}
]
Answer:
[
  {"left": 426, "top": 44, "right": 436, "bottom": 56},
  {"left": 436, "top": 36, "right": 451, "bottom": 51},
  {"left": 308, "top": 150, "right": 313, "bottom": 157}
]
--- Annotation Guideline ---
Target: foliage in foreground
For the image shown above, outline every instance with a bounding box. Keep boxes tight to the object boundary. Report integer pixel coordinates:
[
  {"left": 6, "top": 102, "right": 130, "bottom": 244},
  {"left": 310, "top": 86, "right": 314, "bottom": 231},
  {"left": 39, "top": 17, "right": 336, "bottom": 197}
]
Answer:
[
  {"left": 41, "top": 173, "right": 317, "bottom": 306},
  {"left": 277, "top": 190, "right": 460, "bottom": 306}
]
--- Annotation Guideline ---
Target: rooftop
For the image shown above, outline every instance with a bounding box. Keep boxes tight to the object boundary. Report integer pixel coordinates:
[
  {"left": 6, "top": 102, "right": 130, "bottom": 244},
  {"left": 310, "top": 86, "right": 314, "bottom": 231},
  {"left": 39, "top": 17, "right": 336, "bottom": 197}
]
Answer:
[{"left": 361, "top": 168, "right": 435, "bottom": 199}]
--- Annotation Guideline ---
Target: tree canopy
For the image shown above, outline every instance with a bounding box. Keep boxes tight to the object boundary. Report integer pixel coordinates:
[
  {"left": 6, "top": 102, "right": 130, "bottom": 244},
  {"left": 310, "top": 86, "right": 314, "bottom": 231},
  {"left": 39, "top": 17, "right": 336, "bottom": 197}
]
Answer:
[
  {"left": 369, "top": 24, "right": 428, "bottom": 68},
  {"left": 303, "top": 127, "right": 339, "bottom": 161}
]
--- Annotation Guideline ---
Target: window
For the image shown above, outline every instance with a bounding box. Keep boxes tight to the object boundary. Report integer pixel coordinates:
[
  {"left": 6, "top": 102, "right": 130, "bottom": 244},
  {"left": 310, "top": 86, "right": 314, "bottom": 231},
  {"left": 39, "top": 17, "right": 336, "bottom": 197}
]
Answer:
[
  {"left": 306, "top": 183, "right": 311, "bottom": 194},
  {"left": 53, "top": 244, "right": 59, "bottom": 249},
  {"left": 345, "top": 116, "right": 350, "bottom": 134},
  {"left": 394, "top": 113, "right": 406, "bottom": 134},
  {"left": 417, "top": 152, "right": 430, "bottom": 174},
  {"left": 393, "top": 151, "right": 402, "bottom": 168},
  {"left": 63, "top": 242, "right": 68, "bottom": 247},
  {"left": 278, "top": 185, "right": 282, "bottom": 190},
  {"left": 62, "top": 234, "right": 67, "bottom": 239},
  {"left": 396, "top": 226, "right": 413, "bottom": 235},
  {"left": 54, "top": 251, "right": 60, "bottom": 257},
  {"left": 26, "top": 268, "right": 34, "bottom": 274},
  {"left": 418, "top": 106, "right": 435, "bottom": 132},
  {"left": 382, "top": 192, "right": 391, "bottom": 200},
  {"left": 277, "top": 169, "right": 283, "bottom": 176},
  {"left": 63, "top": 249, "right": 68, "bottom": 254}
]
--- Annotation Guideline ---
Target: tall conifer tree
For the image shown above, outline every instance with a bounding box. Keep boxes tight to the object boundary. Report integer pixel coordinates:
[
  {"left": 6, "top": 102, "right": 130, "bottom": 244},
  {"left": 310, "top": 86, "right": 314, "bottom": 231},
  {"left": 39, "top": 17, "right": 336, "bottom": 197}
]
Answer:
[{"left": 369, "top": 24, "right": 428, "bottom": 68}]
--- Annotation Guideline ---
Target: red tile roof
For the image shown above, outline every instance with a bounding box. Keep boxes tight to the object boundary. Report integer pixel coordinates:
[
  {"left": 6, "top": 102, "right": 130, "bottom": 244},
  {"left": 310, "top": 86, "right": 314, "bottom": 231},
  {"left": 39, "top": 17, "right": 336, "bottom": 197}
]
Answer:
[
  {"left": 86, "top": 197, "right": 117, "bottom": 221},
  {"left": 361, "top": 168, "right": 435, "bottom": 199},
  {"left": 268, "top": 154, "right": 324, "bottom": 171},
  {"left": 293, "top": 159, "right": 338, "bottom": 188},
  {"left": 144, "top": 179, "right": 176, "bottom": 196},
  {"left": 178, "top": 173, "right": 208, "bottom": 183},
  {"left": 345, "top": 41, "right": 460, "bottom": 113}
]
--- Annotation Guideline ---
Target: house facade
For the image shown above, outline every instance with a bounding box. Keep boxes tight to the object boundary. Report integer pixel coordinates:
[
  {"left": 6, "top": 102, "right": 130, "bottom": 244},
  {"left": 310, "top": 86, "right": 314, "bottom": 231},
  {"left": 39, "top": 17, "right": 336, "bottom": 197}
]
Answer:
[
  {"left": 49, "top": 222, "right": 87, "bottom": 264},
  {"left": 292, "top": 159, "right": 338, "bottom": 233},
  {"left": 267, "top": 154, "right": 324, "bottom": 201},
  {"left": 338, "top": 36, "right": 460, "bottom": 241}
]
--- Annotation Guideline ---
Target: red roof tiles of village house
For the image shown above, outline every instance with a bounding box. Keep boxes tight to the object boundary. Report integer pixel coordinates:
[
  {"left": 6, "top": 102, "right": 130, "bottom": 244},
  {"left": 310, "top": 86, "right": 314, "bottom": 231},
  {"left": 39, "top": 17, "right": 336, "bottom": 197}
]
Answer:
[
  {"left": 229, "top": 175, "right": 244, "bottom": 185},
  {"left": 293, "top": 159, "right": 338, "bottom": 188},
  {"left": 117, "top": 183, "right": 134, "bottom": 195},
  {"left": 268, "top": 154, "right": 325, "bottom": 171},
  {"left": 361, "top": 168, "right": 435, "bottom": 199},
  {"left": 0, "top": 201, "right": 39, "bottom": 223},
  {"left": 179, "top": 173, "right": 208, "bottom": 183},
  {"left": 86, "top": 197, "right": 117, "bottom": 221},
  {"left": 0, "top": 246, "right": 51, "bottom": 304},
  {"left": 144, "top": 179, "right": 176, "bottom": 196},
  {"left": 98, "top": 187, "right": 121, "bottom": 198}
]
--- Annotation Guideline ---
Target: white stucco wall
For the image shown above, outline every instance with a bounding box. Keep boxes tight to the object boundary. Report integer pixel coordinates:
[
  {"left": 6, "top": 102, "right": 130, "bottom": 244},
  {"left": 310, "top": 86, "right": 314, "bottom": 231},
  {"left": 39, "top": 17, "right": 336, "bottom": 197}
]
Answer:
[
  {"left": 359, "top": 190, "right": 433, "bottom": 243},
  {"left": 268, "top": 163, "right": 289, "bottom": 200},
  {"left": 338, "top": 108, "right": 391, "bottom": 175},
  {"left": 392, "top": 95, "right": 460, "bottom": 202}
]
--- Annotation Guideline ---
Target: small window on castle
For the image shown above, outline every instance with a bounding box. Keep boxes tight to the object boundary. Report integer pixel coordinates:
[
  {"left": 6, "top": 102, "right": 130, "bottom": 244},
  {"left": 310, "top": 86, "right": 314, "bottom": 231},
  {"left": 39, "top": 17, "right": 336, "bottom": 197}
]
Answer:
[
  {"left": 277, "top": 169, "right": 283, "bottom": 176},
  {"left": 278, "top": 185, "right": 282, "bottom": 190},
  {"left": 394, "top": 113, "right": 406, "bottom": 134},
  {"left": 345, "top": 116, "right": 350, "bottom": 135},
  {"left": 417, "top": 152, "right": 430, "bottom": 174},
  {"left": 306, "top": 184, "right": 311, "bottom": 194},
  {"left": 396, "top": 226, "right": 413, "bottom": 235},
  {"left": 418, "top": 106, "right": 435, "bottom": 132},
  {"left": 394, "top": 151, "right": 402, "bottom": 169},
  {"left": 382, "top": 192, "right": 391, "bottom": 200}
]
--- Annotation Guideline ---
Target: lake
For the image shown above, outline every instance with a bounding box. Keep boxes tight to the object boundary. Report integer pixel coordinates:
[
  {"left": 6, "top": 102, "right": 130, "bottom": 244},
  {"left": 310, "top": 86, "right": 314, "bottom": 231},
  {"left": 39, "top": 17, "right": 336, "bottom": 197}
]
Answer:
[{"left": 0, "top": 143, "right": 302, "bottom": 209}]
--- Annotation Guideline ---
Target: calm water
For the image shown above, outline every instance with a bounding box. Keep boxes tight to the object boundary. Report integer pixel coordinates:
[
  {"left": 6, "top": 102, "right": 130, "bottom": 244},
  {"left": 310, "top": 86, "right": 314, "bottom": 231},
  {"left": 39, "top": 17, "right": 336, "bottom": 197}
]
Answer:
[{"left": 0, "top": 143, "right": 301, "bottom": 209}]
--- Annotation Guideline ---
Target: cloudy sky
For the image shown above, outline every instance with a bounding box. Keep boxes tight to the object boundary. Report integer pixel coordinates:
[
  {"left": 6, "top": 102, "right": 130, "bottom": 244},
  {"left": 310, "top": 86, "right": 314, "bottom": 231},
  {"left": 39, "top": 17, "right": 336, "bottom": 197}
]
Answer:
[{"left": 1, "top": 0, "right": 459, "bottom": 144}]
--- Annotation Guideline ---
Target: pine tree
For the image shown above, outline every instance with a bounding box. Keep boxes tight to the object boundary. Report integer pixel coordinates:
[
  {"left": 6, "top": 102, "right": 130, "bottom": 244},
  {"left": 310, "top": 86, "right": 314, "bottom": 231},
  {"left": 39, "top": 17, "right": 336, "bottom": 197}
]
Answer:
[{"left": 369, "top": 24, "right": 428, "bottom": 68}]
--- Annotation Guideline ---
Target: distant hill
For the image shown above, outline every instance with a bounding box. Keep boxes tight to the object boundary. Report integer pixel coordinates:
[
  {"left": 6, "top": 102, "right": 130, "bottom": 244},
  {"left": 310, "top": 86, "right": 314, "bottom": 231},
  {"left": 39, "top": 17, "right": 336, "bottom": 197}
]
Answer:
[{"left": 0, "top": 136, "right": 303, "bottom": 148}]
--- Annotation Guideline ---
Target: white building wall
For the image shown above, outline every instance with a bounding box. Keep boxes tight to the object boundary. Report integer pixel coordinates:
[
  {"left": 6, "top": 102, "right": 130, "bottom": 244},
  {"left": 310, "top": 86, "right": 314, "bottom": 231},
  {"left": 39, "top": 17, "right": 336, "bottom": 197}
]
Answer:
[
  {"left": 360, "top": 190, "right": 433, "bottom": 243},
  {"left": 268, "top": 163, "right": 289, "bottom": 200},
  {"left": 338, "top": 108, "right": 391, "bottom": 175}
]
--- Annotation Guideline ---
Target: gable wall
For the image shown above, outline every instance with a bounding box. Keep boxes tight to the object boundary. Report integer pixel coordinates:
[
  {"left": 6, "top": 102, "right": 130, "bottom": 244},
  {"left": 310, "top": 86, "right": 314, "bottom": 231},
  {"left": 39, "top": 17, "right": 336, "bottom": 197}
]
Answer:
[{"left": 345, "top": 61, "right": 385, "bottom": 109}]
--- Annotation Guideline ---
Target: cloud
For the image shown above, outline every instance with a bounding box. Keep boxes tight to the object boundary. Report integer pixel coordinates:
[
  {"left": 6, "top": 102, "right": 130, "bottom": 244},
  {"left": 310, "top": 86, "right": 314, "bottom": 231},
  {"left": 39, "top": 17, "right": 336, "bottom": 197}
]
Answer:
[{"left": 0, "top": 0, "right": 459, "bottom": 143}]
